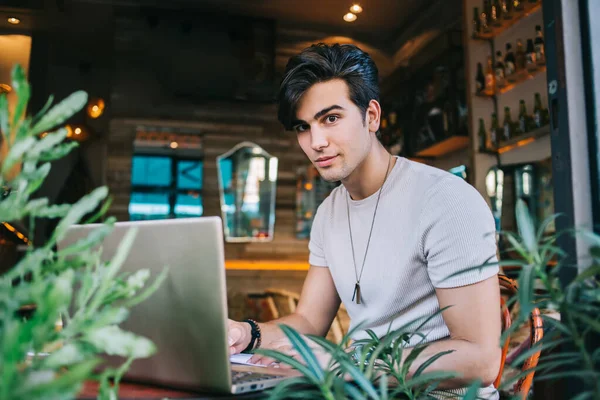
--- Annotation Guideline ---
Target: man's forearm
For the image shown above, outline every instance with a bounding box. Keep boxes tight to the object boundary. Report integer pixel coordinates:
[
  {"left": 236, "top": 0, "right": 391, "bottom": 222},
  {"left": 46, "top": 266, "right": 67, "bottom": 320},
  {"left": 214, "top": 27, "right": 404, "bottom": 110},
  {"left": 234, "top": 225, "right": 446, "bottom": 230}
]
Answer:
[
  {"left": 400, "top": 338, "right": 500, "bottom": 389},
  {"left": 259, "top": 312, "right": 321, "bottom": 346}
]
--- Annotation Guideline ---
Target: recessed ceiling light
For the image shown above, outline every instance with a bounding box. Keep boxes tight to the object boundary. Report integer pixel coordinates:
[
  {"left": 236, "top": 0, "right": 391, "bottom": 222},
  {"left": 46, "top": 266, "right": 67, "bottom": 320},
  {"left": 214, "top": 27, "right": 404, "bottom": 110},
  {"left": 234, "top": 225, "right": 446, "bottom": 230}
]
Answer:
[
  {"left": 350, "top": 4, "right": 363, "bottom": 13},
  {"left": 343, "top": 12, "right": 357, "bottom": 22},
  {"left": 7, "top": 17, "right": 20, "bottom": 25}
]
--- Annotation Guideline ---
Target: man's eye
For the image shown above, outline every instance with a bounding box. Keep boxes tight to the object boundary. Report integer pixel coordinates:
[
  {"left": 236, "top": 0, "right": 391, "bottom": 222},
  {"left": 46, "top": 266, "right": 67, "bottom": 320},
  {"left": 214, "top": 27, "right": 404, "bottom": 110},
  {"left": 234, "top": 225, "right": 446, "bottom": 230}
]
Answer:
[
  {"left": 325, "top": 115, "right": 338, "bottom": 124},
  {"left": 295, "top": 124, "right": 309, "bottom": 133}
]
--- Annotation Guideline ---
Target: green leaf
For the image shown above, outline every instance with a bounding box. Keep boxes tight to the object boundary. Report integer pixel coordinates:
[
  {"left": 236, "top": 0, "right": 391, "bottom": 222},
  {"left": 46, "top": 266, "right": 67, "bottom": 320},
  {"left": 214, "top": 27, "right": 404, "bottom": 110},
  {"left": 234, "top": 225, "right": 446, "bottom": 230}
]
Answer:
[
  {"left": 345, "top": 383, "right": 370, "bottom": 400},
  {"left": 459, "top": 380, "right": 483, "bottom": 400},
  {"left": 413, "top": 350, "right": 455, "bottom": 378},
  {"left": 31, "top": 95, "right": 54, "bottom": 126},
  {"left": 255, "top": 348, "right": 320, "bottom": 384},
  {"left": 11, "top": 64, "right": 30, "bottom": 132},
  {"left": 30, "top": 91, "right": 88, "bottom": 136},
  {"left": 404, "top": 371, "right": 461, "bottom": 389},
  {"left": 335, "top": 356, "right": 379, "bottom": 399},
  {"left": 26, "top": 128, "right": 68, "bottom": 159},
  {"left": 16, "top": 358, "right": 100, "bottom": 399},
  {"left": 2, "top": 136, "right": 36, "bottom": 173},
  {"left": 510, "top": 338, "right": 570, "bottom": 366},
  {"left": 536, "top": 213, "right": 562, "bottom": 243},
  {"left": 84, "top": 196, "right": 113, "bottom": 224},
  {"left": 32, "top": 203, "right": 72, "bottom": 219},
  {"left": 42, "top": 343, "right": 86, "bottom": 368},
  {"left": 516, "top": 198, "right": 538, "bottom": 254},
  {"left": 84, "top": 325, "right": 156, "bottom": 358},
  {"left": 570, "top": 311, "right": 600, "bottom": 333},
  {"left": 0, "top": 93, "right": 8, "bottom": 139},
  {"left": 50, "top": 186, "right": 108, "bottom": 245},
  {"left": 517, "top": 264, "right": 535, "bottom": 317},
  {"left": 39, "top": 141, "right": 79, "bottom": 162},
  {"left": 574, "top": 264, "right": 600, "bottom": 283},
  {"left": 57, "top": 220, "right": 114, "bottom": 257},
  {"left": 401, "top": 345, "right": 429, "bottom": 376},
  {"left": 121, "top": 268, "right": 168, "bottom": 309},
  {"left": 24, "top": 162, "right": 51, "bottom": 196},
  {"left": 279, "top": 325, "right": 325, "bottom": 382}
]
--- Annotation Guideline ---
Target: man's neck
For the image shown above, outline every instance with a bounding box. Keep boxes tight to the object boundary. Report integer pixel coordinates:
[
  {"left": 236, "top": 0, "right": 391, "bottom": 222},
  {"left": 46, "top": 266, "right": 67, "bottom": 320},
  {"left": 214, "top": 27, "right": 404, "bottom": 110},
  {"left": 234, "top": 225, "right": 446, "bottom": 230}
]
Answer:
[{"left": 342, "top": 143, "right": 395, "bottom": 201}]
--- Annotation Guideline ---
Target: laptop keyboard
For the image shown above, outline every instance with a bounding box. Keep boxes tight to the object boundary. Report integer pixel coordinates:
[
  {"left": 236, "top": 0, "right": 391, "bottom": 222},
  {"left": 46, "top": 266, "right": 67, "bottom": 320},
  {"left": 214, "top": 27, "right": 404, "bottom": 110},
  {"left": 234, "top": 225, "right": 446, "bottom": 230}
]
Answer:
[{"left": 232, "top": 370, "right": 285, "bottom": 384}]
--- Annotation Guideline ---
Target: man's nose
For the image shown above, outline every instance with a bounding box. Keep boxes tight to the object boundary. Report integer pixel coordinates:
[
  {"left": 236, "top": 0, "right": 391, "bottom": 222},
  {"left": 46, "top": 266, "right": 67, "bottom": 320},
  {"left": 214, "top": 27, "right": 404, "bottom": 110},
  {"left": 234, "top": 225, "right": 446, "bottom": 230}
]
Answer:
[{"left": 311, "top": 127, "right": 329, "bottom": 151}]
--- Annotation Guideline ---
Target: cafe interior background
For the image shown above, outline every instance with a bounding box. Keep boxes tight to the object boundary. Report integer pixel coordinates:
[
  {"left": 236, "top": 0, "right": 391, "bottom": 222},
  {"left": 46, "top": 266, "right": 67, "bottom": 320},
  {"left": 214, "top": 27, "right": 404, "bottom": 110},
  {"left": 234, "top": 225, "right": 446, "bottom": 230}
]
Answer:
[{"left": 0, "top": 0, "right": 598, "bottom": 396}]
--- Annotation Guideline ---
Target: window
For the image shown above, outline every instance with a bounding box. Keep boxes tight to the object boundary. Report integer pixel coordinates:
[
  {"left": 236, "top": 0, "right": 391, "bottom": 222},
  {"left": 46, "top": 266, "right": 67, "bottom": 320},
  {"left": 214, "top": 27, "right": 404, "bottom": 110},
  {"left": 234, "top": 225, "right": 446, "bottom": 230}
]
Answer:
[{"left": 129, "top": 154, "right": 203, "bottom": 220}]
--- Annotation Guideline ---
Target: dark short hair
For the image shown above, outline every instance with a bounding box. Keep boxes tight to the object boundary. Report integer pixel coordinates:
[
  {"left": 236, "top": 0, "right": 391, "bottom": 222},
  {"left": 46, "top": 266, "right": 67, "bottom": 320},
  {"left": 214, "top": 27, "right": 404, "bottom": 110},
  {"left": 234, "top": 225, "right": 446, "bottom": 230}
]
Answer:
[{"left": 277, "top": 43, "right": 380, "bottom": 131}]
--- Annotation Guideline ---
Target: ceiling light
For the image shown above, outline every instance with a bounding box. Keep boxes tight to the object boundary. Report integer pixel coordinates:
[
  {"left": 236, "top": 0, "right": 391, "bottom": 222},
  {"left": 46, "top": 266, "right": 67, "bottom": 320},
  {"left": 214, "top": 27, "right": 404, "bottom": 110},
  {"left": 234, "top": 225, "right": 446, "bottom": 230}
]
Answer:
[
  {"left": 343, "top": 12, "right": 357, "bottom": 22},
  {"left": 7, "top": 17, "right": 20, "bottom": 25},
  {"left": 170, "top": 141, "right": 179, "bottom": 149},
  {"left": 74, "top": 127, "right": 82, "bottom": 135},
  {"left": 350, "top": 4, "right": 363, "bottom": 13}
]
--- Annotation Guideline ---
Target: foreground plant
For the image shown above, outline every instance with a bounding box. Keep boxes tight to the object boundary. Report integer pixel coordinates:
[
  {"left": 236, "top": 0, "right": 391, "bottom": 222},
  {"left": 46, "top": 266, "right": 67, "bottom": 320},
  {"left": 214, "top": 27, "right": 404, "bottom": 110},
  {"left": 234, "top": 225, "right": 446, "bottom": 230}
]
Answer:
[{"left": 0, "top": 65, "right": 166, "bottom": 400}]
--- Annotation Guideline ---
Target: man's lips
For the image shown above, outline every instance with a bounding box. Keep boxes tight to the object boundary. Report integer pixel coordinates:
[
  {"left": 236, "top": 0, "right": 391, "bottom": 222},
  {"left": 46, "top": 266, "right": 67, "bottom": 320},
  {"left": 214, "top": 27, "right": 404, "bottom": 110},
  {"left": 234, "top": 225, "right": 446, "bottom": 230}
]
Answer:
[{"left": 315, "top": 155, "right": 337, "bottom": 167}]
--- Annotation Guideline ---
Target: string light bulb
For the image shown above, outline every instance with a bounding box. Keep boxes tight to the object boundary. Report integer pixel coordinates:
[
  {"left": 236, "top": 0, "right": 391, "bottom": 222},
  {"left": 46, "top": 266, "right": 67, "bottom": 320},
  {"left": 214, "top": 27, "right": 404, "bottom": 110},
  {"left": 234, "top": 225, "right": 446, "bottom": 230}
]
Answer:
[
  {"left": 350, "top": 4, "right": 363, "bottom": 13},
  {"left": 7, "top": 17, "right": 20, "bottom": 25},
  {"left": 343, "top": 12, "right": 357, "bottom": 22}
]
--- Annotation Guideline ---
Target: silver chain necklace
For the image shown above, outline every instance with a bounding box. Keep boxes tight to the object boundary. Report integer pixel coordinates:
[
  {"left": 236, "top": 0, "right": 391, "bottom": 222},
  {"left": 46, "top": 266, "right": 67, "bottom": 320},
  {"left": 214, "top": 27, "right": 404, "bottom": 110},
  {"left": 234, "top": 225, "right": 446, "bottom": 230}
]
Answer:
[{"left": 346, "top": 155, "right": 392, "bottom": 305}]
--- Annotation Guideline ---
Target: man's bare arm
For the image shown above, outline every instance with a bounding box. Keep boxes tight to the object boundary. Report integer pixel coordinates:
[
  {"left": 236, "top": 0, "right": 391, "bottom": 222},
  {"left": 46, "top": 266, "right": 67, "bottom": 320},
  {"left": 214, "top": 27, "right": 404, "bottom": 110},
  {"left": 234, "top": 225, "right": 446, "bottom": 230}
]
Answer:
[
  {"left": 400, "top": 275, "right": 502, "bottom": 389},
  {"left": 228, "top": 265, "right": 340, "bottom": 354}
]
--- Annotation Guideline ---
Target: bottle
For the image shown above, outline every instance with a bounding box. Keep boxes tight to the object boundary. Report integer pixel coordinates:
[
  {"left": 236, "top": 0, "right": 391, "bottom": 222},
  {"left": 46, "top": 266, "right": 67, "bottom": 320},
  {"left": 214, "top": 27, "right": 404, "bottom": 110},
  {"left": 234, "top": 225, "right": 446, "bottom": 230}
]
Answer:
[
  {"left": 534, "top": 25, "right": 546, "bottom": 65},
  {"left": 492, "top": 0, "right": 502, "bottom": 25},
  {"left": 526, "top": 39, "right": 537, "bottom": 70},
  {"left": 503, "top": 106, "right": 513, "bottom": 140},
  {"left": 443, "top": 99, "right": 453, "bottom": 135},
  {"left": 513, "top": 0, "right": 524, "bottom": 11},
  {"left": 495, "top": 51, "right": 506, "bottom": 87},
  {"left": 478, "top": 118, "right": 488, "bottom": 151},
  {"left": 515, "top": 39, "right": 526, "bottom": 71},
  {"left": 490, "top": 1, "right": 501, "bottom": 26},
  {"left": 473, "top": 7, "right": 481, "bottom": 37},
  {"left": 490, "top": 113, "right": 499, "bottom": 147},
  {"left": 501, "top": 0, "right": 512, "bottom": 19},
  {"left": 476, "top": 62, "right": 486, "bottom": 94},
  {"left": 504, "top": 43, "right": 516, "bottom": 76},
  {"left": 534, "top": 92, "right": 544, "bottom": 128},
  {"left": 485, "top": 56, "right": 496, "bottom": 93},
  {"left": 518, "top": 99, "right": 529, "bottom": 134}
]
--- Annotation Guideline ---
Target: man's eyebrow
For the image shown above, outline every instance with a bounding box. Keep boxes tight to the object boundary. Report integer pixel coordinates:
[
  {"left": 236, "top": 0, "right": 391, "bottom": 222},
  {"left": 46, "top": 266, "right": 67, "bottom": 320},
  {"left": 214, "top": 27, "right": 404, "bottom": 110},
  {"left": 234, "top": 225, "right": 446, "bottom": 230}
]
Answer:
[{"left": 292, "top": 105, "right": 345, "bottom": 127}]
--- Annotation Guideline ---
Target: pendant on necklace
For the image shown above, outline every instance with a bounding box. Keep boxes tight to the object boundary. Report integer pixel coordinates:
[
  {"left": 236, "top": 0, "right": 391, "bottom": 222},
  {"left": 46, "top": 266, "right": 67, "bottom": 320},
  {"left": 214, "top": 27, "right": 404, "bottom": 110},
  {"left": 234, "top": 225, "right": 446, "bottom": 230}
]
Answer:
[{"left": 352, "top": 282, "right": 362, "bottom": 305}]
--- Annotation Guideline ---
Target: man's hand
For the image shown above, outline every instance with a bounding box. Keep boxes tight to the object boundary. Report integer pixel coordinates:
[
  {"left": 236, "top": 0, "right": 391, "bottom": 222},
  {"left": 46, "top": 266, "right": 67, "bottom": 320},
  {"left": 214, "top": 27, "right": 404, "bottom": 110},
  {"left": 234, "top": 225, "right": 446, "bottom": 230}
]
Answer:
[
  {"left": 249, "top": 335, "right": 332, "bottom": 370},
  {"left": 227, "top": 319, "right": 252, "bottom": 355}
]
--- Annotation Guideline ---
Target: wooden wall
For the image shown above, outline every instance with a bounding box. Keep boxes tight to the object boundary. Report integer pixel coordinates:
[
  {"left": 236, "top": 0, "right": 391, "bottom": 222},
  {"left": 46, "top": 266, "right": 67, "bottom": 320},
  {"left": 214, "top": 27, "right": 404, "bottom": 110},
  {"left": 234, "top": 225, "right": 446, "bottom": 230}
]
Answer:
[{"left": 106, "top": 112, "right": 311, "bottom": 262}]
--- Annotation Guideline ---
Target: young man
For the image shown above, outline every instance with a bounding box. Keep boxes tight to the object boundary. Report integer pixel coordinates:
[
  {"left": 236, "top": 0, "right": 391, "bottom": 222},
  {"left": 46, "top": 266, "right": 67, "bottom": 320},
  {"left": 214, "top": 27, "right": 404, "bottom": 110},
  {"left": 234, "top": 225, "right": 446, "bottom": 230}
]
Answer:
[{"left": 228, "top": 44, "right": 501, "bottom": 398}]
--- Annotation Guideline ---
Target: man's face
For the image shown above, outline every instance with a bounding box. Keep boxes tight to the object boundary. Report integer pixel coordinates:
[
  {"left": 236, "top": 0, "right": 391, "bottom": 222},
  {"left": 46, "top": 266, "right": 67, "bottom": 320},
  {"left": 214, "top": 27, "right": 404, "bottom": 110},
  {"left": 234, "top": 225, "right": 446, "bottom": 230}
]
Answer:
[{"left": 292, "top": 79, "right": 378, "bottom": 182}]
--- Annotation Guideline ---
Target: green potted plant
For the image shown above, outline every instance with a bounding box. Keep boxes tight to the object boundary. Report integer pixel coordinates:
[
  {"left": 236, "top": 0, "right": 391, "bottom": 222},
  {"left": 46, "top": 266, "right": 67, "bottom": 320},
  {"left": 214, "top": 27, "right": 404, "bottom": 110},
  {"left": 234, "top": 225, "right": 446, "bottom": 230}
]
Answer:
[{"left": 0, "top": 65, "right": 166, "bottom": 400}]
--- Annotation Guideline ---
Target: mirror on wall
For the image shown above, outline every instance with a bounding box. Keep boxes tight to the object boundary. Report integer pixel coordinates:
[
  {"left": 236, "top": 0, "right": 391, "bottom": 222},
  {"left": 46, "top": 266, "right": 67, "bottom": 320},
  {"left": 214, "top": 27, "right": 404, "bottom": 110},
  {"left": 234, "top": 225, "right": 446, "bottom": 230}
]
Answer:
[
  {"left": 217, "top": 142, "right": 278, "bottom": 242},
  {"left": 295, "top": 165, "right": 340, "bottom": 239}
]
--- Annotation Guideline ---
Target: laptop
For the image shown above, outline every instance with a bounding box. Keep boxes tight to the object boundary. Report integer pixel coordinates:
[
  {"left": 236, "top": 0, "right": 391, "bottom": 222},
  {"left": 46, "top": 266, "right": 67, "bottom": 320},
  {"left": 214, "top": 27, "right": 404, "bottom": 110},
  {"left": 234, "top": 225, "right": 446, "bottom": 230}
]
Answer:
[{"left": 58, "top": 216, "right": 296, "bottom": 394}]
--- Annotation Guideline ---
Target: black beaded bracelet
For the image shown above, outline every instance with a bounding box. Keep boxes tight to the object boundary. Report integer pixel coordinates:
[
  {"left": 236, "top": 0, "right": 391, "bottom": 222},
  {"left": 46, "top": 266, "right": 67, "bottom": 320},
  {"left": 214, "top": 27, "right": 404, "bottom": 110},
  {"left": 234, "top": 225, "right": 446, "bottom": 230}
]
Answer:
[{"left": 242, "top": 319, "right": 262, "bottom": 353}]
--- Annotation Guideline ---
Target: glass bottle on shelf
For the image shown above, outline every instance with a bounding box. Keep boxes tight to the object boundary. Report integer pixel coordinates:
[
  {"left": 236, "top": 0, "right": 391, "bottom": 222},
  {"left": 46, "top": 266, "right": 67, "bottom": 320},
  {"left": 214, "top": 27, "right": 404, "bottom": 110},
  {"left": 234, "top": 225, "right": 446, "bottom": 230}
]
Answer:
[
  {"left": 504, "top": 43, "right": 516, "bottom": 76},
  {"left": 534, "top": 25, "right": 546, "bottom": 65},
  {"left": 478, "top": 118, "right": 488, "bottom": 151},
  {"left": 518, "top": 99, "right": 532, "bottom": 134},
  {"left": 501, "top": 0, "right": 512, "bottom": 19},
  {"left": 490, "top": 112, "right": 500, "bottom": 147},
  {"left": 473, "top": 7, "right": 481, "bottom": 36},
  {"left": 495, "top": 51, "right": 506, "bottom": 87},
  {"left": 515, "top": 39, "right": 526, "bottom": 71},
  {"left": 503, "top": 106, "right": 514, "bottom": 141},
  {"left": 513, "top": 0, "right": 524, "bottom": 11},
  {"left": 476, "top": 62, "right": 486, "bottom": 94},
  {"left": 534, "top": 92, "right": 544, "bottom": 128},
  {"left": 526, "top": 39, "right": 537, "bottom": 70},
  {"left": 491, "top": 0, "right": 502, "bottom": 25},
  {"left": 485, "top": 56, "right": 496, "bottom": 93}
]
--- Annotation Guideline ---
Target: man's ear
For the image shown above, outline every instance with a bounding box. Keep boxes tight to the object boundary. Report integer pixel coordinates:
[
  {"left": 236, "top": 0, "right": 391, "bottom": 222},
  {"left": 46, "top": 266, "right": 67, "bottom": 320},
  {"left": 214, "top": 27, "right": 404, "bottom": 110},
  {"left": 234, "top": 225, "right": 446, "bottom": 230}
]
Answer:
[{"left": 367, "top": 99, "right": 381, "bottom": 133}]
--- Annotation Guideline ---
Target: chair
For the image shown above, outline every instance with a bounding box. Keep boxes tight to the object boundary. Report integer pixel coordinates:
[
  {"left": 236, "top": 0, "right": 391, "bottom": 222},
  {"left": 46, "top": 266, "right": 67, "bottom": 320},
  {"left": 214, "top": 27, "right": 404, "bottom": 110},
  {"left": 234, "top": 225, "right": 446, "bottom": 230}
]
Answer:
[
  {"left": 251, "top": 288, "right": 348, "bottom": 344},
  {"left": 494, "top": 275, "right": 544, "bottom": 399}
]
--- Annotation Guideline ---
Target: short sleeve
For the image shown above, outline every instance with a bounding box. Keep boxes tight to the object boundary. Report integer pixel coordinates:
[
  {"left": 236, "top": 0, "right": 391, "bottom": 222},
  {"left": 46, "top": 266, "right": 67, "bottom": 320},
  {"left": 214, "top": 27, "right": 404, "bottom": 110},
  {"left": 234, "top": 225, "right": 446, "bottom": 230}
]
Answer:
[
  {"left": 420, "top": 176, "right": 499, "bottom": 288},
  {"left": 308, "top": 204, "right": 328, "bottom": 267}
]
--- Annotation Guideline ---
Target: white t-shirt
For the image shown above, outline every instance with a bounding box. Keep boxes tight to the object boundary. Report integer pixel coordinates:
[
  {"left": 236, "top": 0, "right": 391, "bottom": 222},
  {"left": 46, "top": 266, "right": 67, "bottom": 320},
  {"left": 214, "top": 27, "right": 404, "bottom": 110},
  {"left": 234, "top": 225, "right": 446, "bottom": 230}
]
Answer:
[{"left": 309, "top": 156, "right": 499, "bottom": 398}]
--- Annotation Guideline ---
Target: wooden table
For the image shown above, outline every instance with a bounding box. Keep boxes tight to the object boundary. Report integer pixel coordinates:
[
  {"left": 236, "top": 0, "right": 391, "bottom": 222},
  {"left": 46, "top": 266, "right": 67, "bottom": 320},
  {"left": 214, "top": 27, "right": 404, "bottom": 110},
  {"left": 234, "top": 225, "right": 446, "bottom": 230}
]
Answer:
[{"left": 79, "top": 381, "right": 267, "bottom": 399}]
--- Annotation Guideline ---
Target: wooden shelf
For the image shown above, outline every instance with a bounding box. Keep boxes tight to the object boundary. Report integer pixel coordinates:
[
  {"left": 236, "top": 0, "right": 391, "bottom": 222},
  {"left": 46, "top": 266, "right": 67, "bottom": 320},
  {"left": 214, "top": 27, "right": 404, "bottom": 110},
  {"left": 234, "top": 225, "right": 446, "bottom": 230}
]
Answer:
[
  {"left": 415, "top": 135, "right": 470, "bottom": 158},
  {"left": 225, "top": 260, "right": 309, "bottom": 271},
  {"left": 473, "top": 2, "right": 543, "bottom": 41},
  {"left": 480, "top": 125, "right": 550, "bottom": 155},
  {"left": 475, "top": 66, "right": 547, "bottom": 98}
]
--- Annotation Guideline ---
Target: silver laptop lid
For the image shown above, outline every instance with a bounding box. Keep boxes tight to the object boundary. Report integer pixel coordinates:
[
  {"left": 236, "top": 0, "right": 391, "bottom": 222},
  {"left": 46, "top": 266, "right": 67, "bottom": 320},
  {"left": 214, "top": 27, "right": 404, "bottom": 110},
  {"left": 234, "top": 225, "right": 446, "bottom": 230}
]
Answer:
[{"left": 58, "top": 216, "right": 232, "bottom": 392}]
